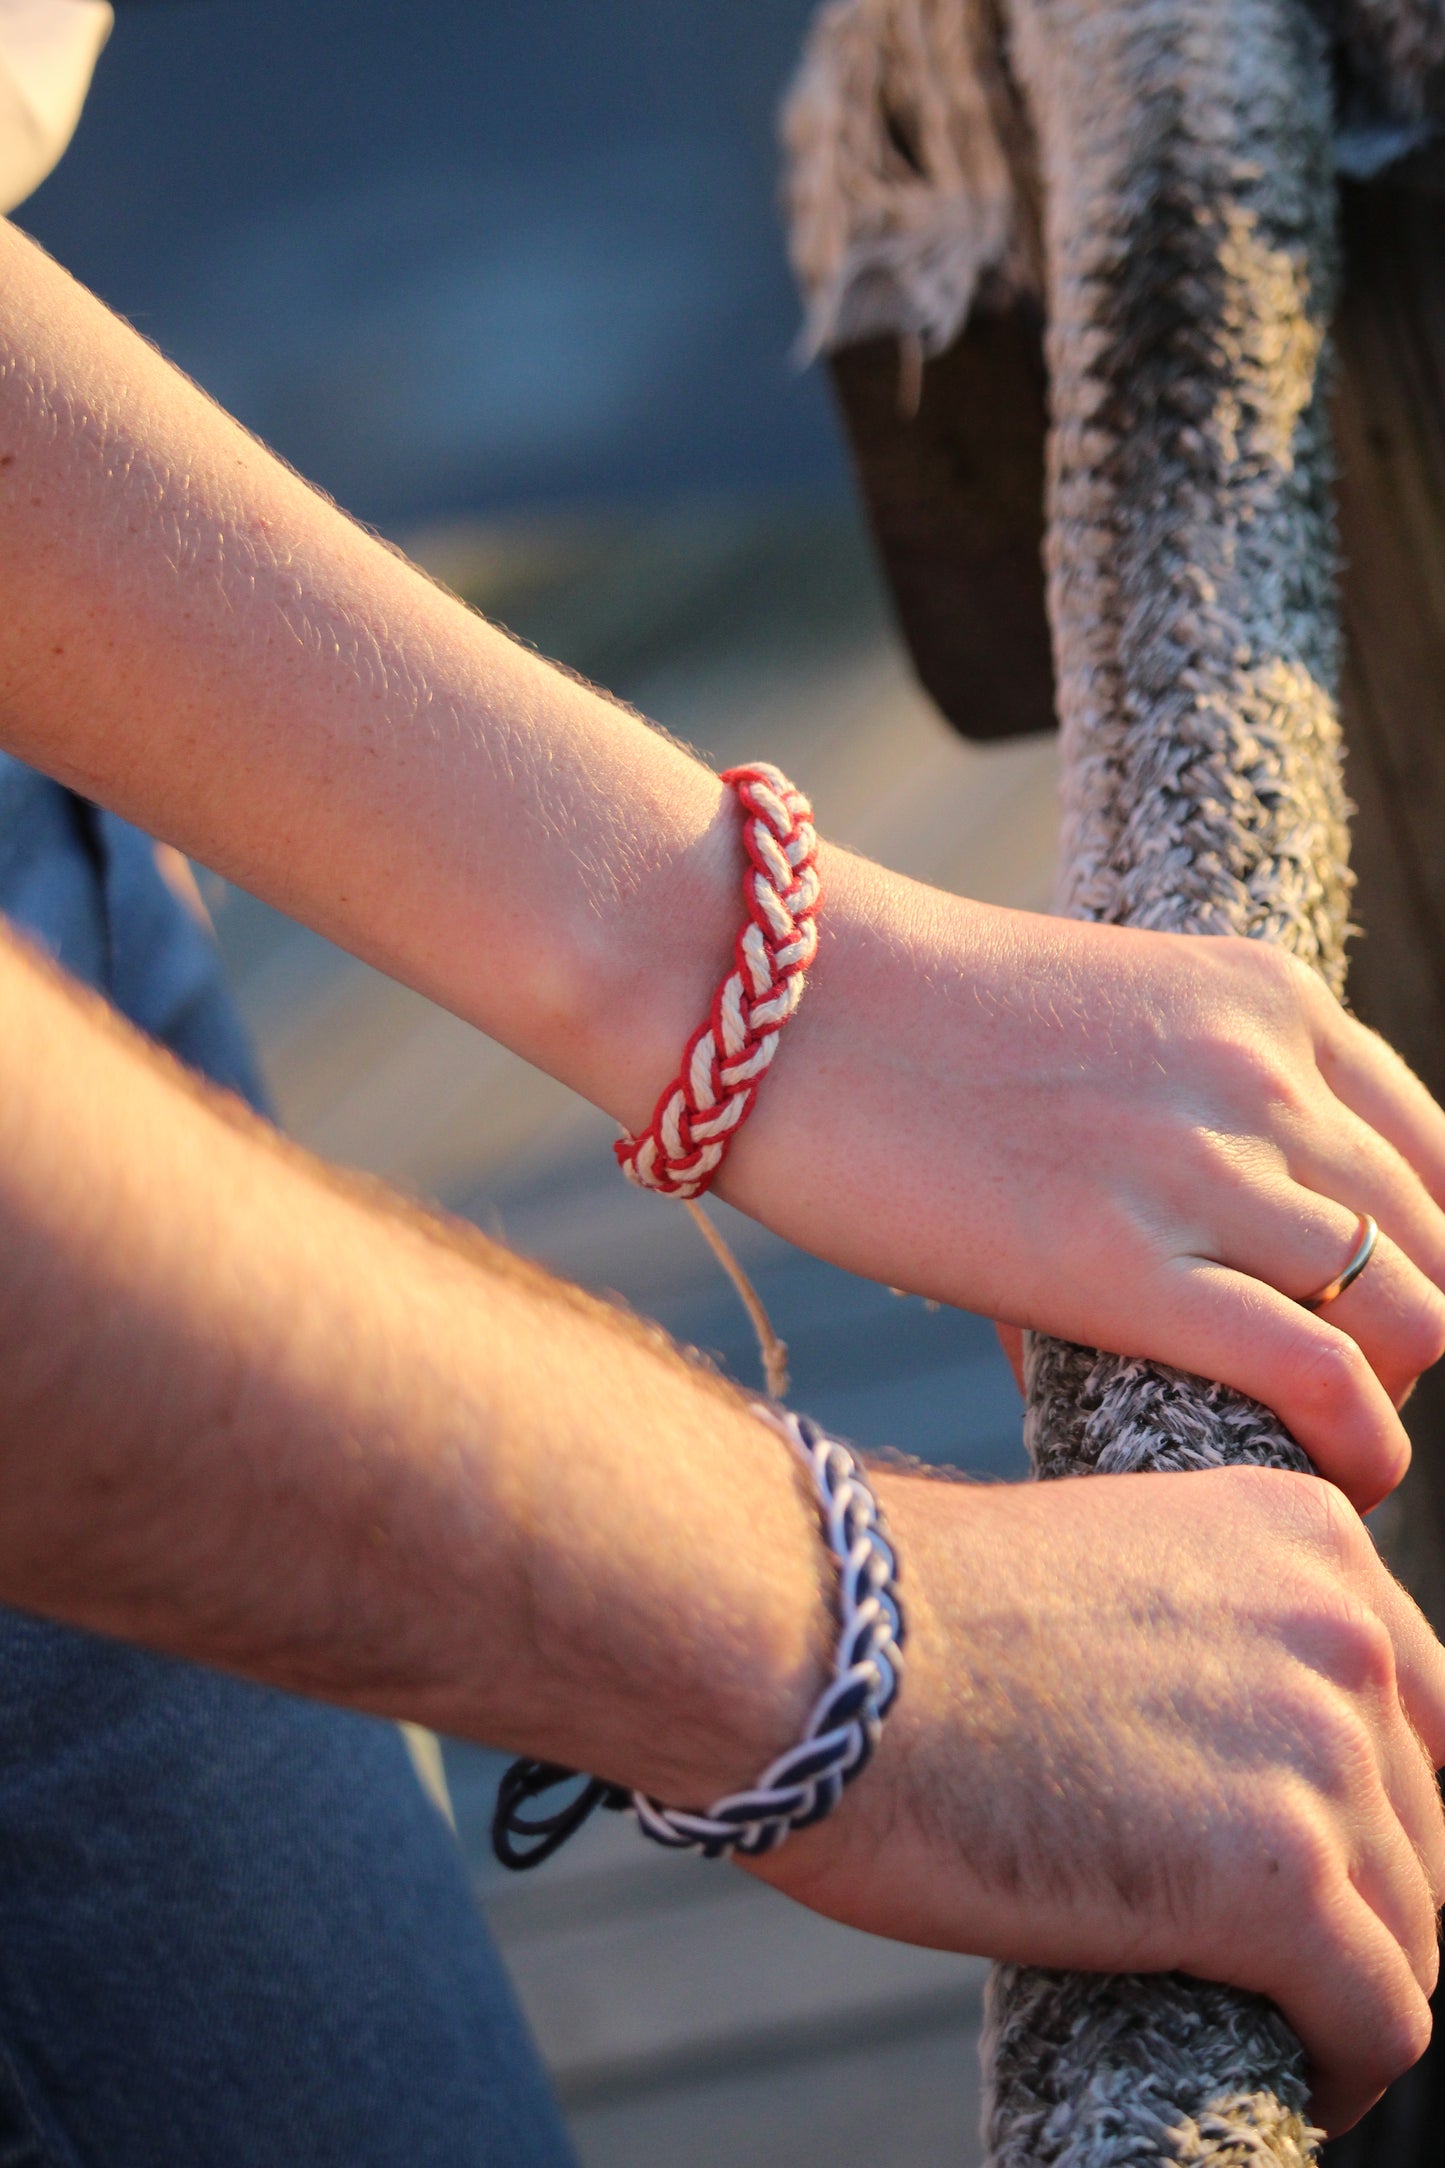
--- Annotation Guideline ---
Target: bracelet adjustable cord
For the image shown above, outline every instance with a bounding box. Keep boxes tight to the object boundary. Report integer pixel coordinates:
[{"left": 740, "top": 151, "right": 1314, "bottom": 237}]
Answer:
[{"left": 492, "top": 1765, "right": 629, "bottom": 1873}]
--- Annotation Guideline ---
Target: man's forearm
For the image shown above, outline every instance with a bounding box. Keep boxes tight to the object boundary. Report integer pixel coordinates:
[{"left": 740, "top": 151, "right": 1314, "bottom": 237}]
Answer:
[
  {"left": 0, "top": 927, "right": 826, "bottom": 1806},
  {"left": 7, "top": 936, "right": 1445, "bottom": 2135}
]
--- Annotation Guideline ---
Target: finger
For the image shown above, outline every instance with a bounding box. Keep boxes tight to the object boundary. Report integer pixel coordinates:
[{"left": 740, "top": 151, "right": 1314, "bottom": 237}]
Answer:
[
  {"left": 1290, "top": 1097, "right": 1445, "bottom": 1295},
  {"left": 1371, "top": 1572, "right": 1445, "bottom": 1772},
  {"left": 1216, "top": 1189, "right": 1445, "bottom": 1405},
  {"left": 1347, "top": 1767, "right": 1443, "bottom": 2003},
  {"left": 1272, "top": 1882, "right": 1435, "bottom": 2135},
  {"left": 1326, "top": 1238, "right": 1445, "bottom": 1409},
  {"left": 993, "top": 1321, "right": 1025, "bottom": 1394},
  {"left": 1319, "top": 1012, "right": 1445, "bottom": 1210},
  {"left": 1131, "top": 1262, "right": 1409, "bottom": 1510},
  {"left": 1308, "top": 1491, "right": 1445, "bottom": 1777},
  {"left": 1374, "top": 1714, "right": 1445, "bottom": 1920}
]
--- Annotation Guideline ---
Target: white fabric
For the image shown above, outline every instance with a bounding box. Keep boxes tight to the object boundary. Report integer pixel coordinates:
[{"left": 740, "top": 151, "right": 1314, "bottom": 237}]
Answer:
[{"left": 0, "top": 0, "right": 110, "bottom": 214}]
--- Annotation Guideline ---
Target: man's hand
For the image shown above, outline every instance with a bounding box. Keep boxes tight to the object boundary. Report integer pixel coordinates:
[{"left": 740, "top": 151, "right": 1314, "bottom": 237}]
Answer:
[
  {"left": 753, "top": 1463, "right": 1445, "bottom": 2137},
  {"left": 0, "top": 927, "right": 1438, "bottom": 2135}
]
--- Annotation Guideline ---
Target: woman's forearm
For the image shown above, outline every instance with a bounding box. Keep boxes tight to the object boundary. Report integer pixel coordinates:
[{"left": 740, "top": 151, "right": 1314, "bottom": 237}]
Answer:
[
  {"left": 0, "top": 225, "right": 995, "bottom": 1312},
  {"left": 0, "top": 215, "right": 740, "bottom": 1127}
]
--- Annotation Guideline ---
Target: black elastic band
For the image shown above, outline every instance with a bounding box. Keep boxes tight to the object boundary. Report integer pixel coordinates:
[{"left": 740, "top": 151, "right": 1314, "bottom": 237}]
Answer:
[{"left": 491, "top": 1760, "right": 627, "bottom": 1871}]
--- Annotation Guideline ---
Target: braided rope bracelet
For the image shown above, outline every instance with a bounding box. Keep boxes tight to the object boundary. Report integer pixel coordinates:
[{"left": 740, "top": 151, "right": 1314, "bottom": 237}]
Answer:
[
  {"left": 615, "top": 762, "right": 821, "bottom": 1200},
  {"left": 492, "top": 1407, "right": 904, "bottom": 1869}
]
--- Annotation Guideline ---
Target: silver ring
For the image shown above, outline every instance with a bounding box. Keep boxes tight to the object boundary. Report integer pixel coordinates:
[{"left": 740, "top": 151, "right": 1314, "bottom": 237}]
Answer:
[{"left": 1301, "top": 1214, "right": 1378, "bottom": 1311}]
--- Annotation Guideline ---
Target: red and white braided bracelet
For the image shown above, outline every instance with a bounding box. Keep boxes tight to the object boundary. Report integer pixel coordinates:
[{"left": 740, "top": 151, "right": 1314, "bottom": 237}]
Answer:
[{"left": 615, "top": 761, "right": 821, "bottom": 1200}]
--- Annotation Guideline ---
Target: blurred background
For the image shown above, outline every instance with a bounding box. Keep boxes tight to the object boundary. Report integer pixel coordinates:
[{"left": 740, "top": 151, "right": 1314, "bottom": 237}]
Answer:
[
  {"left": 24, "top": 0, "right": 845, "bottom": 527},
  {"left": 16, "top": 4, "right": 1062, "bottom": 2160}
]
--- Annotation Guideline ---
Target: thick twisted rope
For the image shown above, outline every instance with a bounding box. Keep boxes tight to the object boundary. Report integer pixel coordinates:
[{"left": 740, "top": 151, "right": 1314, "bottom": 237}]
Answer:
[
  {"left": 980, "top": 6, "right": 1343, "bottom": 2146},
  {"left": 778, "top": 0, "right": 1439, "bottom": 2156},
  {"left": 616, "top": 761, "right": 820, "bottom": 1199}
]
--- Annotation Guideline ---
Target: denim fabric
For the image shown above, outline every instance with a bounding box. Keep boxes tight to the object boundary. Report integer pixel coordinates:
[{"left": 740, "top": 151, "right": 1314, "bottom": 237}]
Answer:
[{"left": 0, "top": 754, "right": 574, "bottom": 2166}]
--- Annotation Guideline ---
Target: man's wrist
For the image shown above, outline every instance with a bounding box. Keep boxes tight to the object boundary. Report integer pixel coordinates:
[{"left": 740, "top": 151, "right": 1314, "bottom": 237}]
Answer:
[
  {"left": 466, "top": 1276, "right": 835, "bottom": 1809},
  {"left": 494, "top": 1409, "right": 905, "bottom": 1866}
]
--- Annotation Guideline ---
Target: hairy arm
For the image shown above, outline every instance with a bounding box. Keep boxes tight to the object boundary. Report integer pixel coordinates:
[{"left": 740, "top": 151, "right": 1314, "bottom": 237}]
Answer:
[
  {"left": 0, "top": 922, "right": 827, "bottom": 1801},
  {"left": 1, "top": 919, "right": 1442, "bottom": 2134}
]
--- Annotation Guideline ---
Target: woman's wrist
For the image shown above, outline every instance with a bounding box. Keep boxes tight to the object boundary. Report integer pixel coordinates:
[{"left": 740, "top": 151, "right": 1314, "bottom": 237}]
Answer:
[
  {"left": 711, "top": 841, "right": 1002, "bottom": 1307},
  {"left": 552, "top": 756, "right": 1003, "bottom": 1311},
  {"left": 525, "top": 743, "right": 741, "bottom": 1134}
]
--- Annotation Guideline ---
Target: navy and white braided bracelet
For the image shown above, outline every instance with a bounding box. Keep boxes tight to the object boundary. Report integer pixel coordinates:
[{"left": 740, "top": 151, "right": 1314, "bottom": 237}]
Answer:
[{"left": 492, "top": 1408, "right": 904, "bottom": 1869}]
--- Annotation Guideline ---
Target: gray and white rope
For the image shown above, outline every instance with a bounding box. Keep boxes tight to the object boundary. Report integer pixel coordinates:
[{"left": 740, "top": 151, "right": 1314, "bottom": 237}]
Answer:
[{"left": 780, "top": 0, "right": 1406, "bottom": 2155}]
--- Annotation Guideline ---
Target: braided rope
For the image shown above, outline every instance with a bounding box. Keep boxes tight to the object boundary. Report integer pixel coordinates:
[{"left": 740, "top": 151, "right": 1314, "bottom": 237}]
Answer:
[
  {"left": 783, "top": 0, "right": 1353, "bottom": 2156},
  {"left": 493, "top": 1409, "right": 904, "bottom": 1867},
  {"left": 977, "top": 6, "right": 1342, "bottom": 2156},
  {"left": 615, "top": 762, "right": 821, "bottom": 1201}
]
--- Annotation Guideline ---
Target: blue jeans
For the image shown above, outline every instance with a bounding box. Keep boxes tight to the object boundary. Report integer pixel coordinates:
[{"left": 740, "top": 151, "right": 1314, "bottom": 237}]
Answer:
[{"left": 0, "top": 757, "right": 574, "bottom": 2166}]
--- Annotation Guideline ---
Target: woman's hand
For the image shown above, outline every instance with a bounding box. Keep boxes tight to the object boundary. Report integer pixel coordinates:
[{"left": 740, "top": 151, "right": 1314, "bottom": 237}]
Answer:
[
  {"left": 3, "top": 220, "right": 1437, "bottom": 1509},
  {"left": 752, "top": 1463, "right": 1445, "bottom": 2137},
  {"left": 719, "top": 851, "right": 1445, "bottom": 1511}
]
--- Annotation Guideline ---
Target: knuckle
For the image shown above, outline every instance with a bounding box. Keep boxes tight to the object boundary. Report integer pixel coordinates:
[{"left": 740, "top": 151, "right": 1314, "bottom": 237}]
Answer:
[
  {"left": 1292, "top": 1469, "right": 1372, "bottom": 1566},
  {"left": 1290, "top": 1684, "right": 1378, "bottom": 1794},
  {"left": 1273, "top": 945, "right": 1323, "bottom": 1018},
  {"left": 1335, "top": 2002, "right": 1430, "bottom": 2106},
  {"left": 1223, "top": 1461, "right": 1293, "bottom": 1508},
  {"left": 1371, "top": 1992, "right": 1433, "bottom": 2086},
  {"left": 1221, "top": 1467, "right": 1362, "bottom": 1573},
  {"left": 1215, "top": 1034, "right": 1301, "bottom": 1113},
  {"left": 1291, "top": 1330, "right": 1372, "bottom": 1422},
  {"left": 1212, "top": 1462, "right": 1312, "bottom": 1542},
  {"left": 1281, "top": 1548, "right": 1405, "bottom": 1711},
  {"left": 1315, "top": 1600, "right": 1399, "bottom": 1702},
  {"left": 1401, "top": 1294, "right": 1445, "bottom": 1378},
  {"left": 1191, "top": 949, "right": 1310, "bottom": 1103},
  {"left": 1255, "top": 1786, "right": 1341, "bottom": 1908},
  {"left": 1426, "top": 1803, "right": 1445, "bottom": 1912},
  {"left": 1222, "top": 933, "right": 1288, "bottom": 984},
  {"left": 1416, "top": 1810, "right": 1445, "bottom": 1918},
  {"left": 1230, "top": 938, "right": 1314, "bottom": 1019}
]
